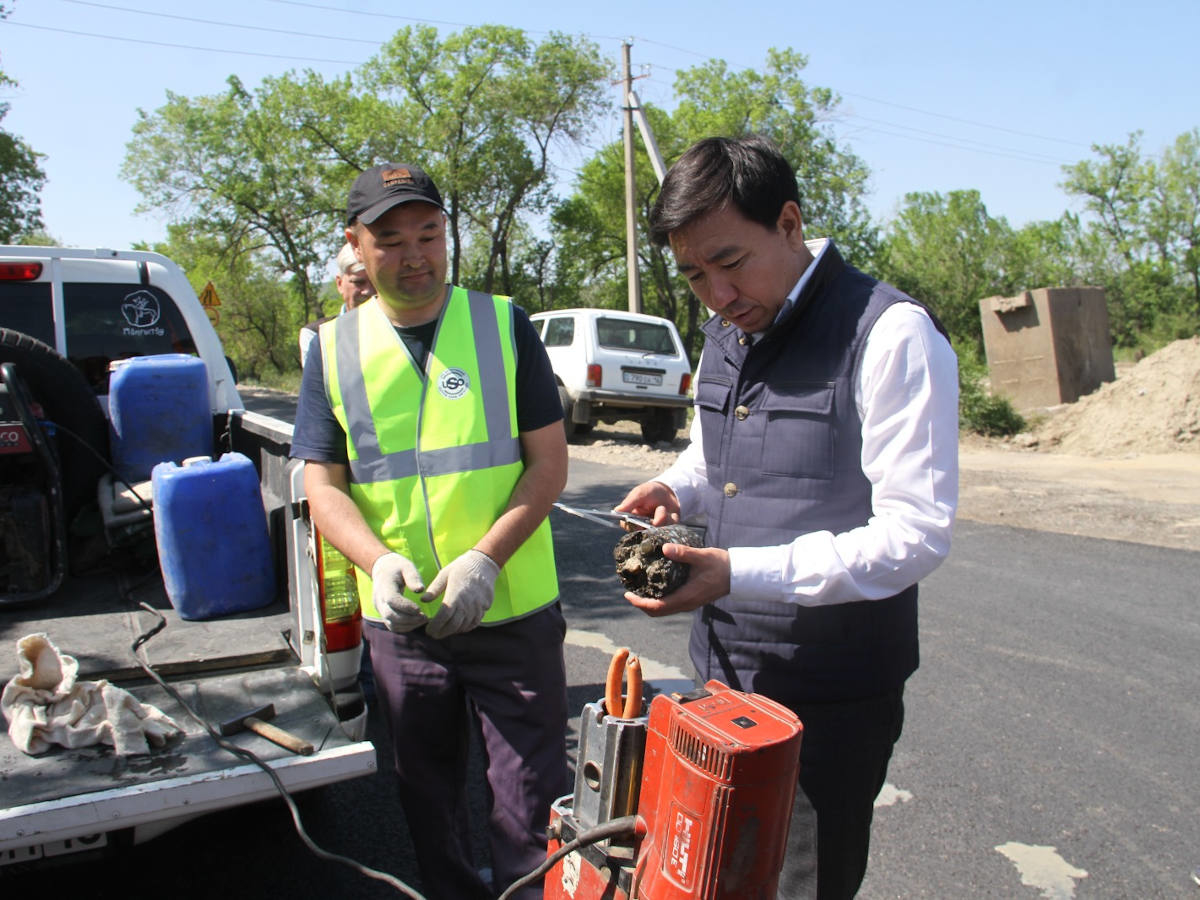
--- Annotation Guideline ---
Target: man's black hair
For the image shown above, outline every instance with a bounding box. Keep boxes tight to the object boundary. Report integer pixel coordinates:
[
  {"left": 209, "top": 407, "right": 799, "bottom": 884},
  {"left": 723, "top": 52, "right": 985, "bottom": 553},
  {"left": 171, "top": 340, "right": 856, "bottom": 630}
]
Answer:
[{"left": 648, "top": 135, "right": 801, "bottom": 246}]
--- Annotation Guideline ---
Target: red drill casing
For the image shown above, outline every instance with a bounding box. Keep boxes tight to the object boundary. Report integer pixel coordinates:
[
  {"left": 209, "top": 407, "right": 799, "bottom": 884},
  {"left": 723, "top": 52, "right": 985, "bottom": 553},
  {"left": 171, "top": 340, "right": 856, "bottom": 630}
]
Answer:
[{"left": 633, "top": 680, "right": 803, "bottom": 899}]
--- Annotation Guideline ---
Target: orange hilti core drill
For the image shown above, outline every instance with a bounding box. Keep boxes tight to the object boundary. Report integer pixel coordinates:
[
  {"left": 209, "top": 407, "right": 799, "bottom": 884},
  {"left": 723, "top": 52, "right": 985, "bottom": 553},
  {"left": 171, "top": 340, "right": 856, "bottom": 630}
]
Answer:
[{"left": 545, "top": 648, "right": 803, "bottom": 900}]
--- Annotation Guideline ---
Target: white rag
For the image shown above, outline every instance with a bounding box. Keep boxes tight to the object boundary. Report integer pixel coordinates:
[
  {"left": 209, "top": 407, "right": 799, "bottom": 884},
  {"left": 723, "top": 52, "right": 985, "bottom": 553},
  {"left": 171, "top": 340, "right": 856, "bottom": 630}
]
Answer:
[{"left": 1, "top": 632, "right": 183, "bottom": 756}]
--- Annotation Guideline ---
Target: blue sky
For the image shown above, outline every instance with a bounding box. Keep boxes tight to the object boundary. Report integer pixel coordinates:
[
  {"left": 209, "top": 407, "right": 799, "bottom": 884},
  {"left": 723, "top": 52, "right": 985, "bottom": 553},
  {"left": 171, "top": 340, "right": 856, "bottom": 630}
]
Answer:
[{"left": 1, "top": 0, "right": 1197, "bottom": 250}]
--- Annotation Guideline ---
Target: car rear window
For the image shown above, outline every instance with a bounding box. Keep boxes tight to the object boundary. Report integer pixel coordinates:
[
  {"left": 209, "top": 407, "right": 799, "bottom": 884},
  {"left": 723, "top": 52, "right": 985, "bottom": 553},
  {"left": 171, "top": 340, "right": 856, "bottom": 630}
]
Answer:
[
  {"left": 0, "top": 282, "right": 56, "bottom": 346},
  {"left": 63, "top": 283, "right": 199, "bottom": 393},
  {"left": 596, "top": 317, "right": 676, "bottom": 355}
]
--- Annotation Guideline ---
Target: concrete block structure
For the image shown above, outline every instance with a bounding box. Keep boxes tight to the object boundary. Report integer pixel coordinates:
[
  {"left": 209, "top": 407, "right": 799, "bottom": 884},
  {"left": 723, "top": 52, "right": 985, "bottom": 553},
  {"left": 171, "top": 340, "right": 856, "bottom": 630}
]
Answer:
[{"left": 979, "top": 287, "right": 1115, "bottom": 409}]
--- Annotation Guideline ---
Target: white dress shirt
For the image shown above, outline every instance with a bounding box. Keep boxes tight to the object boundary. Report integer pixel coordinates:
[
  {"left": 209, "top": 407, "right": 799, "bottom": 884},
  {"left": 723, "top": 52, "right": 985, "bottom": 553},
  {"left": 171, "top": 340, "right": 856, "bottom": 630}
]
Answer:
[{"left": 657, "top": 240, "right": 959, "bottom": 607}]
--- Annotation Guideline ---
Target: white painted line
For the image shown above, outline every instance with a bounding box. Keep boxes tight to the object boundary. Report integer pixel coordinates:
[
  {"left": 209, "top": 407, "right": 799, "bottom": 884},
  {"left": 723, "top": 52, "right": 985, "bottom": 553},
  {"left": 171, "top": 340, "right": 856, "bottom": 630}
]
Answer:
[
  {"left": 874, "top": 783, "right": 912, "bottom": 808},
  {"left": 565, "top": 628, "right": 691, "bottom": 687},
  {"left": 995, "top": 842, "right": 1088, "bottom": 899}
]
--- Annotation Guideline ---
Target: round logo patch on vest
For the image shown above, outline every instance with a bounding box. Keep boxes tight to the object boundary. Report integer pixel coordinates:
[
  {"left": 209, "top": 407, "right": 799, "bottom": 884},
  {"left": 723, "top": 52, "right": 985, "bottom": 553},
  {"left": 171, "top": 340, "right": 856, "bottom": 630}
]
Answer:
[{"left": 437, "top": 367, "right": 470, "bottom": 399}]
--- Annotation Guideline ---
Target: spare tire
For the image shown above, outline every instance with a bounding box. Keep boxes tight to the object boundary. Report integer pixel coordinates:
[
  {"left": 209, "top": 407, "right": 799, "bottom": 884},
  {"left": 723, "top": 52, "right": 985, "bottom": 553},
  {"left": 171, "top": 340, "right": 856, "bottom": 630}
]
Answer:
[{"left": 0, "top": 328, "right": 109, "bottom": 521}]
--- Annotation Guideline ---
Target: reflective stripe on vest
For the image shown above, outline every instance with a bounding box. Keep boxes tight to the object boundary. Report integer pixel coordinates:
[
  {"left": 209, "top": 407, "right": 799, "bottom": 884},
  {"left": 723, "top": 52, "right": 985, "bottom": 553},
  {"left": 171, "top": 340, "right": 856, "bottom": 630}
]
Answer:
[{"left": 319, "top": 287, "right": 558, "bottom": 625}]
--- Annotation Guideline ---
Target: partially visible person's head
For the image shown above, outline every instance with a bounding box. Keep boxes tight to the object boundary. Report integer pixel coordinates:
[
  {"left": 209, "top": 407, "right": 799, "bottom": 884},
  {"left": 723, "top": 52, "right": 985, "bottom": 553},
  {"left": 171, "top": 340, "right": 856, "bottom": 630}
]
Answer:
[
  {"left": 648, "top": 135, "right": 801, "bottom": 247},
  {"left": 334, "top": 241, "right": 374, "bottom": 309},
  {"left": 652, "top": 136, "right": 810, "bottom": 334},
  {"left": 345, "top": 163, "right": 448, "bottom": 320}
]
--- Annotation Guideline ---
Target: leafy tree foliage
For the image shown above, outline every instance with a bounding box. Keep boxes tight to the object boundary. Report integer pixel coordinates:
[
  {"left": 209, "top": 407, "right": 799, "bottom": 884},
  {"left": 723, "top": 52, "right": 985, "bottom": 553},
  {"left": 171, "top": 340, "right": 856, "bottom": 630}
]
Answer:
[
  {"left": 1002, "top": 214, "right": 1088, "bottom": 295},
  {"left": 142, "top": 223, "right": 298, "bottom": 381},
  {"left": 1062, "top": 130, "right": 1200, "bottom": 345},
  {"left": 956, "top": 338, "right": 1025, "bottom": 437},
  {"left": 0, "top": 99, "right": 43, "bottom": 242},
  {"left": 359, "top": 25, "right": 609, "bottom": 292},
  {"left": 0, "top": 3, "right": 46, "bottom": 243},
  {"left": 8, "top": 227, "right": 59, "bottom": 246},
  {"left": 876, "top": 189, "right": 1017, "bottom": 350},
  {"left": 122, "top": 76, "right": 334, "bottom": 331},
  {"left": 553, "top": 49, "right": 875, "bottom": 362},
  {"left": 670, "top": 50, "right": 876, "bottom": 262},
  {"left": 121, "top": 27, "right": 608, "bottom": 378}
]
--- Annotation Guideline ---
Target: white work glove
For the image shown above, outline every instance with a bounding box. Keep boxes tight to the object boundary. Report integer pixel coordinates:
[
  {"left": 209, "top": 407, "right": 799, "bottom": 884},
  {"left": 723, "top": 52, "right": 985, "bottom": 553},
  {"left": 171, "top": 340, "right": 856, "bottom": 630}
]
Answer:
[
  {"left": 371, "top": 552, "right": 428, "bottom": 633},
  {"left": 422, "top": 549, "right": 500, "bottom": 639}
]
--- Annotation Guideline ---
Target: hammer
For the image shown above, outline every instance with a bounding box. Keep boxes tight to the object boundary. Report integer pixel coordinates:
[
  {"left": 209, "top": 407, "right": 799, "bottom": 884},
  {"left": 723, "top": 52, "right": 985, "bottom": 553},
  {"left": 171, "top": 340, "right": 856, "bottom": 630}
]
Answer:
[{"left": 218, "top": 703, "right": 314, "bottom": 756}]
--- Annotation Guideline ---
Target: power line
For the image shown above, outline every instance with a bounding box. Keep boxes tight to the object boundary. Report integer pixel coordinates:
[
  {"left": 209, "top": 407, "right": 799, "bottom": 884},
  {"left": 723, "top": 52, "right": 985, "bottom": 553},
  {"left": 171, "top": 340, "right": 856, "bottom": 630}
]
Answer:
[
  {"left": 840, "top": 90, "right": 1092, "bottom": 149},
  {"left": 842, "top": 122, "right": 1069, "bottom": 168},
  {"left": 59, "top": 0, "right": 382, "bottom": 45},
  {"left": 261, "top": 0, "right": 502, "bottom": 33},
  {"left": 839, "top": 112, "right": 1073, "bottom": 166},
  {"left": 635, "top": 58, "right": 1088, "bottom": 152},
  {"left": 0, "top": 19, "right": 365, "bottom": 64},
  {"left": 18, "top": 1, "right": 1091, "bottom": 163},
  {"left": 264, "top": 0, "right": 631, "bottom": 42}
]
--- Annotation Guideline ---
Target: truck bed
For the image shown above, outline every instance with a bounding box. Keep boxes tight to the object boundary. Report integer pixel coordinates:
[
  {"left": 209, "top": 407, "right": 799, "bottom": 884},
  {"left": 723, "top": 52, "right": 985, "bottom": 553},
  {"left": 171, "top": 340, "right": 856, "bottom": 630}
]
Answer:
[
  {"left": 0, "top": 567, "right": 376, "bottom": 854},
  {"left": 0, "top": 565, "right": 298, "bottom": 685}
]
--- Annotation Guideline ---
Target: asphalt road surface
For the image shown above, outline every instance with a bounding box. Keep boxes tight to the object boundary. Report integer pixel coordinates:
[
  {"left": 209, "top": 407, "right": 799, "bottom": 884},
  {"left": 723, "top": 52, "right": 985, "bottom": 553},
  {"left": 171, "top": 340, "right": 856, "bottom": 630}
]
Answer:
[{"left": 5, "top": 448, "right": 1198, "bottom": 896}]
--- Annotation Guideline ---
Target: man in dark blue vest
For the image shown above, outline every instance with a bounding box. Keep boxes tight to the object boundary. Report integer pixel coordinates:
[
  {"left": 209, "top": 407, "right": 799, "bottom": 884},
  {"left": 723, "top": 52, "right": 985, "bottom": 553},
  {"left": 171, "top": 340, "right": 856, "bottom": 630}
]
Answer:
[{"left": 616, "top": 135, "right": 959, "bottom": 898}]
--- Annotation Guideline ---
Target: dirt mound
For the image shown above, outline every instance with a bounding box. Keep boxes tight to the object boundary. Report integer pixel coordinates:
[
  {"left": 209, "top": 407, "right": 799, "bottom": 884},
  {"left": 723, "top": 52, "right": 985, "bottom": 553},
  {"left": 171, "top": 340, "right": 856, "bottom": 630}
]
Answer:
[{"left": 1030, "top": 337, "right": 1200, "bottom": 456}]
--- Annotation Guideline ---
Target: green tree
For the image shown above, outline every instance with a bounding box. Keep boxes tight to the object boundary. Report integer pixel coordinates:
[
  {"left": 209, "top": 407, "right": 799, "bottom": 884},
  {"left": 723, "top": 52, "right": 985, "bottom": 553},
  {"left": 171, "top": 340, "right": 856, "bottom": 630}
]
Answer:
[
  {"left": 9, "top": 227, "right": 60, "bottom": 246},
  {"left": 553, "top": 49, "right": 875, "bottom": 361},
  {"left": 670, "top": 49, "right": 876, "bottom": 262},
  {"left": 122, "top": 75, "right": 337, "bottom": 333},
  {"left": 121, "top": 26, "right": 609, "bottom": 375},
  {"left": 0, "top": 98, "right": 43, "bottom": 242},
  {"left": 144, "top": 223, "right": 299, "bottom": 381},
  {"left": 1, "top": 2, "right": 46, "bottom": 242},
  {"left": 877, "top": 189, "right": 1015, "bottom": 349},
  {"left": 358, "top": 25, "right": 609, "bottom": 293},
  {"left": 1003, "top": 214, "right": 1087, "bottom": 293},
  {"left": 1061, "top": 130, "right": 1200, "bottom": 345},
  {"left": 1146, "top": 129, "right": 1200, "bottom": 317}
]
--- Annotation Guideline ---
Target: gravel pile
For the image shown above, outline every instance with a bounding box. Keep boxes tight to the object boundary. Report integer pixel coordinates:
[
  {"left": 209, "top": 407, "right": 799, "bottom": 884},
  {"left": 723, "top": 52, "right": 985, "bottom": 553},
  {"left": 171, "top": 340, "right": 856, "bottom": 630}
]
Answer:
[{"left": 1028, "top": 337, "right": 1200, "bottom": 456}]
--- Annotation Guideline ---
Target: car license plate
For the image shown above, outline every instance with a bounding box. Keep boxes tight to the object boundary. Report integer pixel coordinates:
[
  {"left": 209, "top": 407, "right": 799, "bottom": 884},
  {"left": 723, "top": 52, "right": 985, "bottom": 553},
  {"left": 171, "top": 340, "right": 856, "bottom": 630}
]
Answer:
[
  {"left": 623, "top": 371, "right": 662, "bottom": 386},
  {"left": 0, "top": 832, "right": 108, "bottom": 867}
]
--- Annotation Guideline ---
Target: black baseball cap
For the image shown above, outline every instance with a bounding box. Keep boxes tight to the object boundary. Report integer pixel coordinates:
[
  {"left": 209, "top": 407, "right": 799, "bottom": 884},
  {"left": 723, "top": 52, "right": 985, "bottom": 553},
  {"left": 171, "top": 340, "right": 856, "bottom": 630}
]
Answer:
[{"left": 346, "top": 163, "right": 444, "bottom": 225}]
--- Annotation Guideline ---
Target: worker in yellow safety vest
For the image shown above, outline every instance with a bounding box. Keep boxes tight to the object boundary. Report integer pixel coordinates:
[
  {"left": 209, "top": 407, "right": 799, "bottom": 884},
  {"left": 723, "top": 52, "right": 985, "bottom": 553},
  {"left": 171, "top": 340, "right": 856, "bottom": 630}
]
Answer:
[{"left": 291, "top": 162, "right": 569, "bottom": 900}]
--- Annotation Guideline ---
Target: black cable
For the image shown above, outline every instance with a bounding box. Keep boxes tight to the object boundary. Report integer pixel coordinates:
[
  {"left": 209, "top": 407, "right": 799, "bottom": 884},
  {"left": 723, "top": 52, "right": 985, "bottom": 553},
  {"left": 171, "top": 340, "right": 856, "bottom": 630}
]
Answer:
[
  {"left": 35, "top": 398, "right": 432, "bottom": 892},
  {"left": 49, "top": 419, "right": 154, "bottom": 514},
  {"left": 90, "top": 415, "right": 613, "bottom": 900},
  {"left": 129, "top": 602, "right": 428, "bottom": 899},
  {"left": 496, "top": 815, "right": 646, "bottom": 900}
]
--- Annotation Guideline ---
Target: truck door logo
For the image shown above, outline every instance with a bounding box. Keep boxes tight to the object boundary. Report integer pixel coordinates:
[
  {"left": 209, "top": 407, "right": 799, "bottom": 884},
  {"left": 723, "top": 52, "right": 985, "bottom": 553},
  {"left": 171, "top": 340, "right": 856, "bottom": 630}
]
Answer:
[
  {"left": 437, "top": 368, "right": 470, "bottom": 399},
  {"left": 121, "top": 290, "right": 161, "bottom": 328}
]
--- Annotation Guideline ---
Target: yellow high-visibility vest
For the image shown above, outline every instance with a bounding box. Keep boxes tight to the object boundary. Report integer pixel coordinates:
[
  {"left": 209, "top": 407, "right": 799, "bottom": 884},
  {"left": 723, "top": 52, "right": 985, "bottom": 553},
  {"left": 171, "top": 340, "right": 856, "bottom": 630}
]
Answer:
[{"left": 319, "top": 287, "right": 558, "bottom": 626}]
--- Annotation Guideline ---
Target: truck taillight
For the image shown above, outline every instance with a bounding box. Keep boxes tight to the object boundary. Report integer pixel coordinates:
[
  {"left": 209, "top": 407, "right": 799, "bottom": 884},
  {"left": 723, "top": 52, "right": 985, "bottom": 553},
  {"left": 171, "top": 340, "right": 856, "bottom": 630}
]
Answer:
[
  {"left": 586, "top": 364, "right": 602, "bottom": 387},
  {"left": 315, "top": 530, "right": 362, "bottom": 653},
  {"left": 0, "top": 262, "right": 43, "bottom": 281},
  {"left": 679, "top": 372, "right": 692, "bottom": 395}
]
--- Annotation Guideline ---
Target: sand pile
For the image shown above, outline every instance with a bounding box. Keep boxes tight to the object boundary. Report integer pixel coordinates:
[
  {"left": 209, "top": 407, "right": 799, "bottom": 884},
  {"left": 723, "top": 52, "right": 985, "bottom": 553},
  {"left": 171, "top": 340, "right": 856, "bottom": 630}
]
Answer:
[{"left": 1030, "top": 337, "right": 1200, "bottom": 456}]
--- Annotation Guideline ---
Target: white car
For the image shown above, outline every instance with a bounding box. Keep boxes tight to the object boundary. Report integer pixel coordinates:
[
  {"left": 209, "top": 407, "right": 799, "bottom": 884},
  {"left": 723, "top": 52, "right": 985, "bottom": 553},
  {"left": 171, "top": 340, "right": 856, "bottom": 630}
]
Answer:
[{"left": 530, "top": 307, "right": 693, "bottom": 444}]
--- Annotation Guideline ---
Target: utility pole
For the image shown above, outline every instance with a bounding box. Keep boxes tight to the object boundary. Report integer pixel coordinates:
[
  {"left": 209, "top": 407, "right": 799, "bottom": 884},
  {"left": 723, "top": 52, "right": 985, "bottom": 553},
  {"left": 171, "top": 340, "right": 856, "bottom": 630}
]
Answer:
[{"left": 622, "top": 41, "right": 642, "bottom": 314}]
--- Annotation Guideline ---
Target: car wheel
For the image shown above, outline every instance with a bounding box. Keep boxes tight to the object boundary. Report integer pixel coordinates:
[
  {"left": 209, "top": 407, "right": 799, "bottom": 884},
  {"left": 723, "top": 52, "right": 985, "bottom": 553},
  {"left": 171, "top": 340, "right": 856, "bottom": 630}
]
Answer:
[
  {"left": 640, "top": 409, "right": 677, "bottom": 445},
  {"left": 0, "top": 328, "right": 110, "bottom": 521},
  {"left": 557, "top": 386, "right": 585, "bottom": 442}
]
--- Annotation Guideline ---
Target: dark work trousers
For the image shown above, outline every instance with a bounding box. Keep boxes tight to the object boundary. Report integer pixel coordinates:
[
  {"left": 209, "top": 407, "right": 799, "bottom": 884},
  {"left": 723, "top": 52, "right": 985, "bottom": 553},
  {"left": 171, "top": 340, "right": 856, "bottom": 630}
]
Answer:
[
  {"left": 777, "top": 688, "right": 906, "bottom": 899},
  {"left": 364, "top": 604, "right": 570, "bottom": 900}
]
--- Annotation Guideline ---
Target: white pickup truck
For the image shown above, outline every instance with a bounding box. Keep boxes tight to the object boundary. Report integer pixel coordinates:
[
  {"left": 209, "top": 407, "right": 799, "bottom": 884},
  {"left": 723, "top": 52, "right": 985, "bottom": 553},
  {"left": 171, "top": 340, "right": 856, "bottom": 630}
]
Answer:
[{"left": 0, "top": 246, "right": 375, "bottom": 871}]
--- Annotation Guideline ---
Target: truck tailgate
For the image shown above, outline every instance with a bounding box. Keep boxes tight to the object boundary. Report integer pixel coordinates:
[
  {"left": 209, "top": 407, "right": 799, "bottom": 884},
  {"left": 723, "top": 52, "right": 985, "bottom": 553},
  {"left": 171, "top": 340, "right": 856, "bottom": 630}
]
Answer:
[
  {"left": 0, "top": 665, "right": 376, "bottom": 853},
  {"left": 0, "top": 570, "right": 376, "bottom": 854}
]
